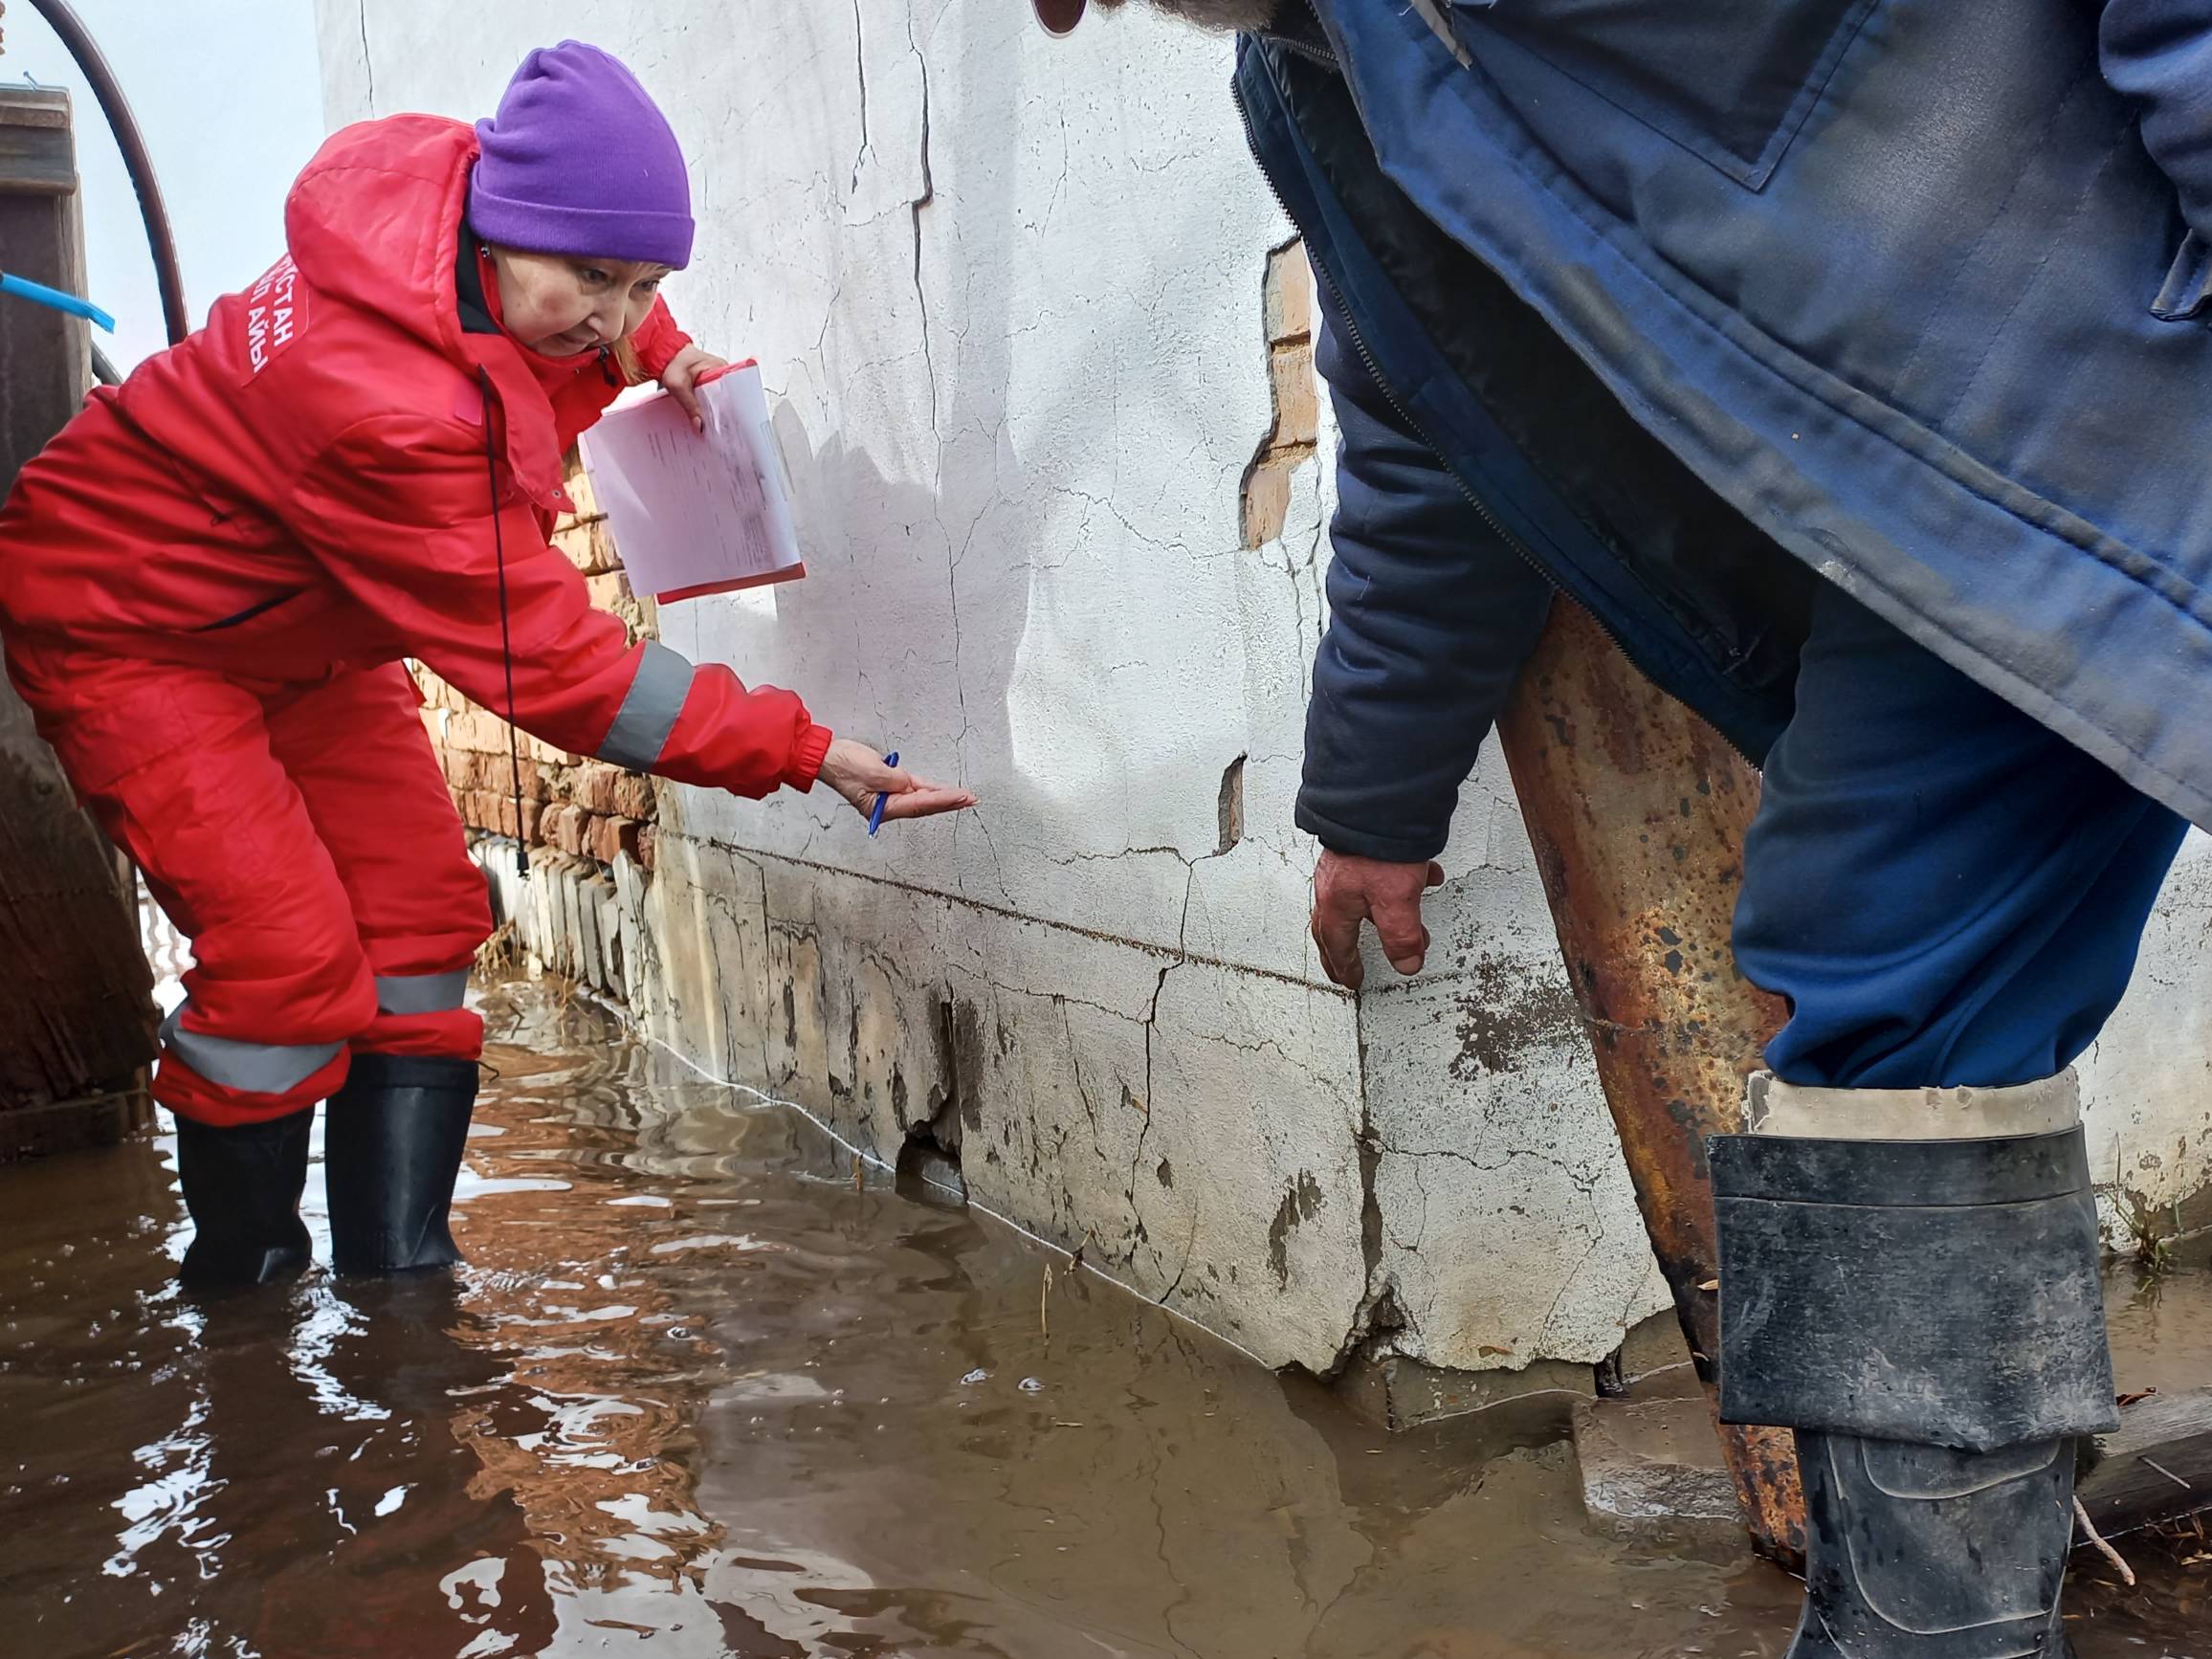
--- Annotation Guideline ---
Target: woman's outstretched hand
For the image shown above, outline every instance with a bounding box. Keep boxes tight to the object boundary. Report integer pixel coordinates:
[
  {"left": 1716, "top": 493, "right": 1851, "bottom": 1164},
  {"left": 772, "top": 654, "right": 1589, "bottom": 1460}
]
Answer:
[{"left": 817, "top": 739, "right": 977, "bottom": 825}]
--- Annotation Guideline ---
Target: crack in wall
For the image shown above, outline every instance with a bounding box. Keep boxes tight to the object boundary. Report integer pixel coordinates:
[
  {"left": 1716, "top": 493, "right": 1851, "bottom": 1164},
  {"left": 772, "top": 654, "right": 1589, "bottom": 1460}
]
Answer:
[
  {"left": 357, "top": 0, "right": 376, "bottom": 115},
  {"left": 905, "top": 4, "right": 938, "bottom": 449},
  {"left": 690, "top": 833, "right": 1327, "bottom": 992},
  {"left": 848, "top": 0, "right": 870, "bottom": 192},
  {"left": 1055, "top": 484, "right": 1206, "bottom": 561}
]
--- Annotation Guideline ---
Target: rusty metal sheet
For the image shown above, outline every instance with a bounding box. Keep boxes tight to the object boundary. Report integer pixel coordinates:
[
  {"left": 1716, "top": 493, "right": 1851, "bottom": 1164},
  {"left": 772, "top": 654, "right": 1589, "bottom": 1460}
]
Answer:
[{"left": 1496, "top": 602, "right": 1806, "bottom": 1566}]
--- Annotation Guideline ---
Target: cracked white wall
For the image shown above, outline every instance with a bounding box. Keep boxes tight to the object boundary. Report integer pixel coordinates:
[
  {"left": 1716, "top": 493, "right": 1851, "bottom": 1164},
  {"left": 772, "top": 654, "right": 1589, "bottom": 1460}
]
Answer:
[{"left": 317, "top": 0, "right": 2212, "bottom": 1380}]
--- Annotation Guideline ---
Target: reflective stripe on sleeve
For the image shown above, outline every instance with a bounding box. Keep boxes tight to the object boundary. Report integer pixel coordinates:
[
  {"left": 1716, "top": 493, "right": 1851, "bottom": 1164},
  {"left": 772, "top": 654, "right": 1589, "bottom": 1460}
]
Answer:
[{"left": 596, "top": 640, "right": 693, "bottom": 772}]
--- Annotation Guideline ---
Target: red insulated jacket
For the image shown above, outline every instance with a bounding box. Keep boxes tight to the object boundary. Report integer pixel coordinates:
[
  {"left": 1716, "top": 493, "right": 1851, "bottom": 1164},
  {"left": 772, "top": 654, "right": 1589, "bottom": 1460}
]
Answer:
[{"left": 0, "top": 114, "right": 831, "bottom": 795}]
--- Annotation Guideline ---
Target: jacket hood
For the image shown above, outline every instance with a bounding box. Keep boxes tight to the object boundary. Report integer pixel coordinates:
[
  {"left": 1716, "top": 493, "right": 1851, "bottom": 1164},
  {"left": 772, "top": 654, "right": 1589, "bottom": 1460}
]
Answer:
[
  {"left": 286, "top": 115, "right": 479, "bottom": 360},
  {"left": 283, "top": 114, "right": 570, "bottom": 508}
]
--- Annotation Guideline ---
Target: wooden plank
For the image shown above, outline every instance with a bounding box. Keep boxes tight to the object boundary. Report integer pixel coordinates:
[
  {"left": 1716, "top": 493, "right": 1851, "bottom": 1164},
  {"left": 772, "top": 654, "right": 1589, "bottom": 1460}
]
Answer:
[
  {"left": 0, "top": 85, "right": 157, "bottom": 1132},
  {"left": 0, "top": 1083, "right": 154, "bottom": 1164},
  {"left": 0, "top": 87, "right": 77, "bottom": 196},
  {"left": 0, "top": 90, "right": 71, "bottom": 127},
  {"left": 0, "top": 693, "right": 159, "bottom": 1112},
  {"left": 2079, "top": 1386, "right": 2212, "bottom": 1537}
]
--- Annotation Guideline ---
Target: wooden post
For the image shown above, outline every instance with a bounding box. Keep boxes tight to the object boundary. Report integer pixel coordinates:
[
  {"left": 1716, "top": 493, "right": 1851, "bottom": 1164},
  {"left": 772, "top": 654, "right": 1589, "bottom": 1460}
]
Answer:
[
  {"left": 1495, "top": 602, "right": 1807, "bottom": 1566},
  {"left": 0, "top": 86, "right": 159, "bottom": 1160}
]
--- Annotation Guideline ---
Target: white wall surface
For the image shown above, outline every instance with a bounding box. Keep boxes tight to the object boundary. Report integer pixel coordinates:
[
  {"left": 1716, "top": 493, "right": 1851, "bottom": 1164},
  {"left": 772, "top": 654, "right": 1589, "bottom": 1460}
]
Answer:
[{"left": 319, "top": 0, "right": 2212, "bottom": 1380}]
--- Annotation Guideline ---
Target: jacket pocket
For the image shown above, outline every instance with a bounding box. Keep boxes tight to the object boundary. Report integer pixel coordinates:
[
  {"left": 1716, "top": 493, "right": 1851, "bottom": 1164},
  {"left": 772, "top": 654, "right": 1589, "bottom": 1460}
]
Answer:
[
  {"left": 1452, "top": 0, "right": 1879, "bottom": 188},
  {"left": 189, "top": 588, "right": 306, "bottom": 632}
]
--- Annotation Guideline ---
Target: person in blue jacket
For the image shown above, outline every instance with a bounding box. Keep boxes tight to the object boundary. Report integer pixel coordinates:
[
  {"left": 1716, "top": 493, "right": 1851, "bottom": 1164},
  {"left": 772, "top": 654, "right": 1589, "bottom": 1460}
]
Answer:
[{"left": 1042, "top": 0, "right": 2212, "bottom": 1651}]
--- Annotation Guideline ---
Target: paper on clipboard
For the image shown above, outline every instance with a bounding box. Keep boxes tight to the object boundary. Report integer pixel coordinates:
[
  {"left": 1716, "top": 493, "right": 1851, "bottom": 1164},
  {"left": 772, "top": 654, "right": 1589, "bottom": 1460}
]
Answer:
[{"left": 578, "top": 360, "right": 805, "bottom": 603}]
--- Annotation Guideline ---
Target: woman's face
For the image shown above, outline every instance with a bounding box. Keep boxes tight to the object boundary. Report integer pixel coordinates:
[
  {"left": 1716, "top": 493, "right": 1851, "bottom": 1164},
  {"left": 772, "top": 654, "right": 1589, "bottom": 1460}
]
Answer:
[{"left": 487, "top": 246, "right": 670, "bottom": 357}]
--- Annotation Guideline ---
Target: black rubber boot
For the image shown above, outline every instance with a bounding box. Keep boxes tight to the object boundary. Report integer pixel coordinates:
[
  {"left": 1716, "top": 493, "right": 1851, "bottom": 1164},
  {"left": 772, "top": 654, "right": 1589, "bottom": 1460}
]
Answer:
[
  {"left": 324, "top": 1053, "right": 478, "bottom": 1276},
  {"left": 1711, "top": 1127, "right": 2116, "bottom": 1658},
  {"left": 1785, "top": 1430, "right": 2078, "bottom": 1656},
  {"left": 175, "top": 1108, "right": 314, "bottom": 1288}
]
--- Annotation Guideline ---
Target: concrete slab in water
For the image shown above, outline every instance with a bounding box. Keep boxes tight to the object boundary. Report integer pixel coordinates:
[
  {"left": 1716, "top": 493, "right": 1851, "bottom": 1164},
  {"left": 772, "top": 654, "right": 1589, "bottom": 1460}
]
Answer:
[{"left": 1574, "top": 1395, "right": 1744, "bottom": 1550}]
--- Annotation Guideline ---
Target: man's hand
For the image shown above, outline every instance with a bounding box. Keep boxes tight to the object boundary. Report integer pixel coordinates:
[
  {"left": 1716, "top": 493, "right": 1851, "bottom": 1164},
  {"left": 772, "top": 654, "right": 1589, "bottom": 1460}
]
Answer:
[
  {"left": 1310, "top": 850, "right": 1446, "bottom": 991},
  {"left": 659, "top": 343, "right": 729, "bottom": 431},
  {"left": 817, "top": 738, "right": 977, "bottom": 825}
]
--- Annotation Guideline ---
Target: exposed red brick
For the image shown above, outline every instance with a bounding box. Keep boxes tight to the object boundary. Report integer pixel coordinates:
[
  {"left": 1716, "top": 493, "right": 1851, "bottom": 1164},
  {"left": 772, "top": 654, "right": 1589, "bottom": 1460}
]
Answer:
[
  {"left": 541, "top": 803, "right": 589, "bottom": 857},
  {"left": 554, "top": 455, "right": 600, "bottom": 525},
  {"left": 442, "top": 710, "right": 510, "bottom": 755},
  {"left": 520, "top": 759, "right": 555, "bottom": 804},
  {"left": 559, "top": 765, "right": 651, "bottom": 822},
  {"left": 410, "top": 664, "right": 468, "bottom": 710},
  {"left": 587, "top": 813, "right": 641, "bottom": 866},
  {"left": 1242, "top": 453, "right": 1302, "bottom": 550},
  {"left": 634, "top": 825, "right": 657, "bottom": 873},
  {"left": 1263, "top": 241, "right": 1316, "bottom": 345},
  {"left": 1269, "top": 341, "right": 1318, "bottom": 449},
  {"left": 464, "top": 789, "right": 541, "bottom": 845},
  {"left": 524, "top": 733, "right": 581, "bottom": 767},
  {"left": 556, "top": 518, "right": 621, "bottom": 576},
  {"left": 566, "top": 763, "right": 621, "bottom": 817}
]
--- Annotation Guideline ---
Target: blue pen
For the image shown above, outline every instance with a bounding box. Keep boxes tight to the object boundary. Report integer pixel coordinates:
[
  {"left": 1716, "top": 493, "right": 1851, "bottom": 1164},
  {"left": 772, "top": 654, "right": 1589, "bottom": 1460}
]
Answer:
[
  {"left": 0, "top": 270, "right": 117, "bottom": 333},
  {"left": 867, "top": 752, "right": 899, "bottom": 837}
]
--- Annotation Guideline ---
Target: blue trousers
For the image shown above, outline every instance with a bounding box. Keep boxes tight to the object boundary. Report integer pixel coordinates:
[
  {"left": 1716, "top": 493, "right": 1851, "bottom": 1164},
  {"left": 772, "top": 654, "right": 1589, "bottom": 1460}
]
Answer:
[{"left": 1733, "top": 584, "right": 2189, "bottom": 1091}]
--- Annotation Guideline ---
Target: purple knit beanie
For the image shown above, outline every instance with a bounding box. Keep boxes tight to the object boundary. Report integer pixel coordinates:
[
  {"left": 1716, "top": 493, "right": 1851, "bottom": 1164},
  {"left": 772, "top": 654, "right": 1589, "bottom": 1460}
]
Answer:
[{"left": 469, "top": 41, "right": 695, "bottom": 269}]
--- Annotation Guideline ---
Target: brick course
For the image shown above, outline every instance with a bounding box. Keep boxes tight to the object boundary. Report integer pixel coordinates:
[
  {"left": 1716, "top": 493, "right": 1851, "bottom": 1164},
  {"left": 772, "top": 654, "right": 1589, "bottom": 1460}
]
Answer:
[
  {"left": 413, "top": 453, "right": 658, "bottom": 874},
  {"left": 1241, "top": 239, "right": 1320, "bottom": 550}
]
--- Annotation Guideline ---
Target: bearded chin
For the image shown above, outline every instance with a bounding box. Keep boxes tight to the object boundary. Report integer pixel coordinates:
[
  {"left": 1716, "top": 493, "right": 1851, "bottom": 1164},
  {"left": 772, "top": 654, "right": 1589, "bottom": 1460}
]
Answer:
[{"left": 1099, "top": 0, "right": 1282, "bottom": 33}]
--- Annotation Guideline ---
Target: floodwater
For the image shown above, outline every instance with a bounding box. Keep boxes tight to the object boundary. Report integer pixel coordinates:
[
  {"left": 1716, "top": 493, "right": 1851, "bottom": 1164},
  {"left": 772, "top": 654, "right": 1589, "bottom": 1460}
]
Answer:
[{"left": 2, "top": 982, "right": 2206, "bottom": 1659}]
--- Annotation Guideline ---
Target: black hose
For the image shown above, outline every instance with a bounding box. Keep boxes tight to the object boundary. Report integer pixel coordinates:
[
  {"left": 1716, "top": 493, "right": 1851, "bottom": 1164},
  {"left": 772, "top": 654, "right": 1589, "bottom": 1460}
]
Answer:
[{"left": 24, "top": 0, "right": 189, "bottom": 346}]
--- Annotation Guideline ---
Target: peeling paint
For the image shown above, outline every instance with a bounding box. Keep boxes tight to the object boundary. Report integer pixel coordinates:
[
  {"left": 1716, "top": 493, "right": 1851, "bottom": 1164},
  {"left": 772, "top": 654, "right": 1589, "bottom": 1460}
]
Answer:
[
  {"left": 1267, "top": 1170, "right": 1325, "bottom": 1288},
  {"left": 1449, "top": 953, "right": 1581, "bottom": 1080}
]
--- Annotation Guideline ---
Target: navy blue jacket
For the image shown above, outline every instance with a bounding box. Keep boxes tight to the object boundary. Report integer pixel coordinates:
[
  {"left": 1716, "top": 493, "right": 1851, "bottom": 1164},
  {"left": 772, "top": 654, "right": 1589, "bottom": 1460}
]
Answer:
[{"left": 1245, "top": 1, "right": 2212, "bottom": 861}]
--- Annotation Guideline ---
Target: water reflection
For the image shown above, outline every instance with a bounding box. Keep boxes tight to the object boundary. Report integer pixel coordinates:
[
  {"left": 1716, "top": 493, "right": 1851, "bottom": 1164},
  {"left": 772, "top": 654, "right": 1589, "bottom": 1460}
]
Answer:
[{"left": 1, "top": 981, "right": 2203, "bottom": 1658}]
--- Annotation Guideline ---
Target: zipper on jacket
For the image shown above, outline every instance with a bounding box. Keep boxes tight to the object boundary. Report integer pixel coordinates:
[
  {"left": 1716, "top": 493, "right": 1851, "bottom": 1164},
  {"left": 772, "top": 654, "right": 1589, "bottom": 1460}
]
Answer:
[
  {"left": 1230, "top": 36, "right": 1759, "bottom": 766},
  {"left": 1261, "top": 2, "right": 1340, "bottom": 71}
]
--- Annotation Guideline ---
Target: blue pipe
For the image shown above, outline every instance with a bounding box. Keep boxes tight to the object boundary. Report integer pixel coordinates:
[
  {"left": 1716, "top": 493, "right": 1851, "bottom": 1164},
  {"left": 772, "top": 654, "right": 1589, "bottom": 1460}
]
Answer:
[{"left": 0, "top": 270, "right": 116, "bottom": 333}]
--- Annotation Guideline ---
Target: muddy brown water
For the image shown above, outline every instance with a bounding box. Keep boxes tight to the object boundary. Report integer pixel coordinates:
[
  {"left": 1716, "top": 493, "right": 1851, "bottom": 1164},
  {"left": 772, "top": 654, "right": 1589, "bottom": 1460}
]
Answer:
[{"left": 3, "top": 982, "right": 2206, "bottom": 1657}]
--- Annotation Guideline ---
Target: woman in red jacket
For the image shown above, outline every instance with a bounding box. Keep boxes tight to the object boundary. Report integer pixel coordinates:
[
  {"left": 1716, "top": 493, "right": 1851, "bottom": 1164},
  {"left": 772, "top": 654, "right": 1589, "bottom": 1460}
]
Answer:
[{"left": 0, "top": 41, "right": 971, "bottom": 1287}]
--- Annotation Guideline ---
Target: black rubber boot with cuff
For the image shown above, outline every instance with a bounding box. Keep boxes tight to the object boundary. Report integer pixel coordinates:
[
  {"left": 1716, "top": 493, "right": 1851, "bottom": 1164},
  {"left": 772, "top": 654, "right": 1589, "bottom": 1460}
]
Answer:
[{"left": 1712, "top": 1072, "right": 2115, "bottom": 1658}]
